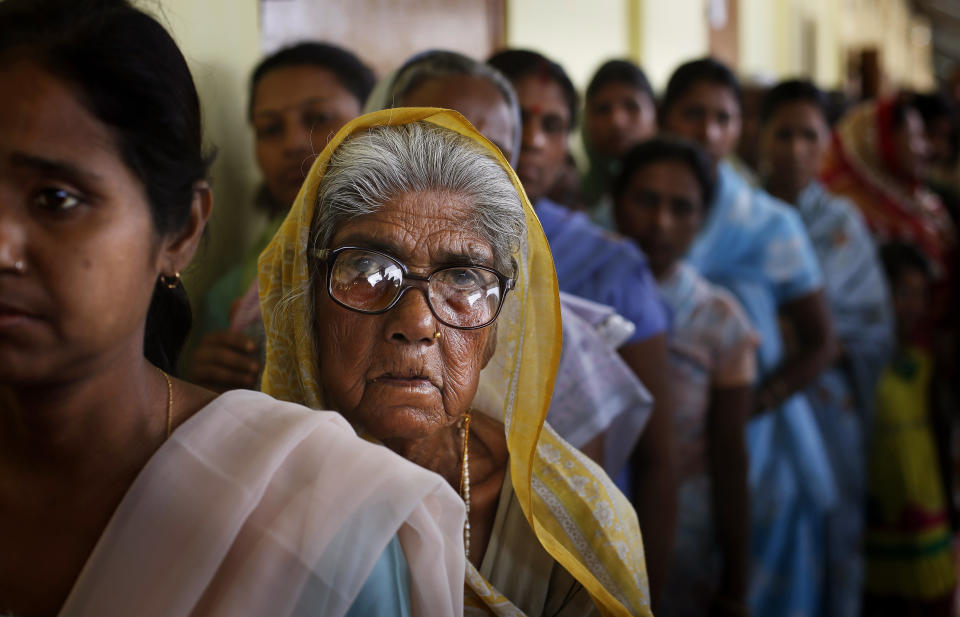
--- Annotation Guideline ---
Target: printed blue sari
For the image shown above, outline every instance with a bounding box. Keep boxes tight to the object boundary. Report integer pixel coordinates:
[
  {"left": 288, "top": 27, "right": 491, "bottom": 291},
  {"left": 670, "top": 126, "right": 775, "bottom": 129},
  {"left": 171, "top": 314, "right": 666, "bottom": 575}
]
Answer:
[{"left": 794, "top": 181, "right": 894, "bottom": 617}]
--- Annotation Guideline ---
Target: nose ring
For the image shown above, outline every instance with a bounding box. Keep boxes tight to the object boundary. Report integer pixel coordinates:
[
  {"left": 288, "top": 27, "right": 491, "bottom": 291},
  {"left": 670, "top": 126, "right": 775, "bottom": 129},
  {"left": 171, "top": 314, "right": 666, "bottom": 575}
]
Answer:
[
  {"left": 434, "top": 329, "right": 442, "bottom": 339},
  {"left": 12, "top": 260, "right": 25, "bottom": 273}
]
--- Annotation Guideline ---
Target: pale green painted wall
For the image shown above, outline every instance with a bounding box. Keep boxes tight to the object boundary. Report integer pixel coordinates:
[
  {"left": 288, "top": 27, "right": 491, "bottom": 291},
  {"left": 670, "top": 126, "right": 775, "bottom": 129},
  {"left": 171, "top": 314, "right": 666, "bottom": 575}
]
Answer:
[
  {"left": 151, "top": 0, "right": 262, "bottom": 299},
  {"left": 506, "top": 0, "right": 631, "bottom": 89}
]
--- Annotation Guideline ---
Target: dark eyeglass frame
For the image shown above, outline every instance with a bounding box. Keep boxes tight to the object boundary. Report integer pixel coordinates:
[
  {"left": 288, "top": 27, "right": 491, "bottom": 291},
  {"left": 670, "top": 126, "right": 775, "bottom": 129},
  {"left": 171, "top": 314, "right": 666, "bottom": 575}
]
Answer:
[{"left": 313, "top": 246, "right": 516, "bottom": 330}]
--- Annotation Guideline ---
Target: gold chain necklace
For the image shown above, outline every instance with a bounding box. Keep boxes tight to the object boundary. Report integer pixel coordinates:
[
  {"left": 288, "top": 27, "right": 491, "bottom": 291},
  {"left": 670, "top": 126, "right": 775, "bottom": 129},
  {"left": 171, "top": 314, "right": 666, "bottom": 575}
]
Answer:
[
  {"left": 158, "top": 368, "right": 173, "bottom": 439},
  {"left": 459, "top": 410, "right": 472, "bottom": 560}
]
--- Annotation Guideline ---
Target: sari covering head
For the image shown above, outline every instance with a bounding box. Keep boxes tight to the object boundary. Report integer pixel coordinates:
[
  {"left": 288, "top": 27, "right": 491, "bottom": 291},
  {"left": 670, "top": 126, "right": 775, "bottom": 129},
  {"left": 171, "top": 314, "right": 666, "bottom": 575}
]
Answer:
[
  {"left": 821, "top": 99, "right": 956, "bottom": 279},
  {"left": 258, "top": 108, "right": 652, "bottom": 617}
]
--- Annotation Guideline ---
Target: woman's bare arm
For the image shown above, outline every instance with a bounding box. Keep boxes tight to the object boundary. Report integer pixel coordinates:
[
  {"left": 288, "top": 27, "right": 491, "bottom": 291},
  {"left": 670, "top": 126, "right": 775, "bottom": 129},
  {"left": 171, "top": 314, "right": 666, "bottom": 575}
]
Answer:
[
  {"left": 755, "top": 290, "right": 836, "bottom": 413},
  {"left": 707, "top": 385, "right": 751, "bottom": 611},
  {"left": 621, "top": 333, "right": 676, "bottom": 610}
]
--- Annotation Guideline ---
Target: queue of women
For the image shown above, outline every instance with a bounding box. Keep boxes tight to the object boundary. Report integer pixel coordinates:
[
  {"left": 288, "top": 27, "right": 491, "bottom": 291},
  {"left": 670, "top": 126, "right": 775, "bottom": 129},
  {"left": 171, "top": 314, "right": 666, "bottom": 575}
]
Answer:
[{"left": 1, "top": 0, "right": 956, "bottom": 616}]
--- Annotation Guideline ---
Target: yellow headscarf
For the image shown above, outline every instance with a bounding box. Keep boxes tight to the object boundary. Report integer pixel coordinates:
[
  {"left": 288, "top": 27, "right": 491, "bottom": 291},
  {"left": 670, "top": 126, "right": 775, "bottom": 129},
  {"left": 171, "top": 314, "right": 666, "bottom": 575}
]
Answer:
[{"left": 258, "top": 108, "right": 651, "bottom": 617}]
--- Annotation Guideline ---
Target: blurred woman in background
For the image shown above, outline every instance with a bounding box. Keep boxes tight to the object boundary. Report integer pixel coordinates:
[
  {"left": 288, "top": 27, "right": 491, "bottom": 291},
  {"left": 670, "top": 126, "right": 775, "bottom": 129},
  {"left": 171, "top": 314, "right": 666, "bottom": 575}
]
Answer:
[
  {"left": 189, "top": 42, "right": 374, "bottom": 393},
  {"left": 614, "top": 137, "right": 755, "bottom": 617},
  {"left": 581, "top": 59, "right": 658, "bottom": 227},
  {"left": 759, "top": 79, "right": 894, "bottom": 617},
  {"left": 660, "top": 57, "right": 836, "bottom": 617},
  {"left": 822, "top": 95, "right": 955, "bottom": 346}
]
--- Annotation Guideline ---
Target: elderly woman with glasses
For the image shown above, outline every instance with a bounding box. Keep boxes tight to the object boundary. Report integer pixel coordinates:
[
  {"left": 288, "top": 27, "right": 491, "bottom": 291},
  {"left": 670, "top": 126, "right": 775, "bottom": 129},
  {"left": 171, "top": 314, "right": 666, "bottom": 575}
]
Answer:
[{"left": 258, "top": 108, "right": 653, "bottom": 617}]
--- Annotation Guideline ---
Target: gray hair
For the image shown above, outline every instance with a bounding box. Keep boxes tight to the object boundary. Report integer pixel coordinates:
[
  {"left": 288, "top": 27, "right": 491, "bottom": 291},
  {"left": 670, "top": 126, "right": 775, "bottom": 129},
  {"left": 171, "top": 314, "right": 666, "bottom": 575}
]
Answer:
[
  {"left": 372, "top": 50, "right": 522, "bottom": 168},
  {"left": 311, "top": 120, "right": 526, "bottom": 275}
]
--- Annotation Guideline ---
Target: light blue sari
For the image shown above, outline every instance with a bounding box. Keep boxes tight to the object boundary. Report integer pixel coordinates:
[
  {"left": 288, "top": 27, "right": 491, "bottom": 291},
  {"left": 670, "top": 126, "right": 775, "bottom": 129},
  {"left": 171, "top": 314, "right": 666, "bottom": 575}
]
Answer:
[
  {"left": 793, "top": 181, "right": 894, "bottom": 617},
  {"left": 688, "top": 162, "right": 836, "bottom": 617}
]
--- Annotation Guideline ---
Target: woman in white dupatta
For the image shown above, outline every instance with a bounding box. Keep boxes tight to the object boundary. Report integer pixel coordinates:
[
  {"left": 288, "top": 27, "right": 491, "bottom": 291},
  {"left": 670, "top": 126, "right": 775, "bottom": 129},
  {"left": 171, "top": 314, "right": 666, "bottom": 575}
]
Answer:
[{"left": 0, "top": 1, "right": 464, "bottom": 615}]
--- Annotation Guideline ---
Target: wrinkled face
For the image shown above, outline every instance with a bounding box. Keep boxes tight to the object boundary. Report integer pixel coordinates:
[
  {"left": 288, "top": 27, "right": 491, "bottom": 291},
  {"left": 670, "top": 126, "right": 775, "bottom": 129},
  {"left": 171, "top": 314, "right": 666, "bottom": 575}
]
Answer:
[
  {"left": 585, "top": 82, "right": 656, "bottom": 157},
  {"left": 892, "top": 109, "right": 929, "bottom": 182},
  {"left": 663, "top": 81, "right": 742, "bottom": 163},
  {"left": 401, "top": 74, "right": 516, "bottom": 163},
  {"left": 513, "top": 74, "right": 570, "bottom": 203},
  {"left": 760, "top": 101, "right": 829, "bottom": 195},
  {"left": 616, "top": 160, "right": 704, "bottom": 278},
  {"left": 0, "top": 61, "right": 169, "bottom": 385},
  {"left": 615, "top": 160, "right": 705, "bottom": 278},
  {"left": 313, "top": 190, "right": 498, "bottom": 443},
  {"left": 252, "top": 65, "right": 361, "bottom": 208}
]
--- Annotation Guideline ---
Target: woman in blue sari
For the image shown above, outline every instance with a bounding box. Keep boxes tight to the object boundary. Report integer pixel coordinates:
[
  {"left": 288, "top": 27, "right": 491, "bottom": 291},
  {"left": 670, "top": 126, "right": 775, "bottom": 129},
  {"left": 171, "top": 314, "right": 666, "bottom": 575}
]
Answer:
[
  {"left": 759, "top": 79, "right": 894, "bottom": 617},
  {"left": 661, "top": 58, "right": 837, "bottom": 617}
]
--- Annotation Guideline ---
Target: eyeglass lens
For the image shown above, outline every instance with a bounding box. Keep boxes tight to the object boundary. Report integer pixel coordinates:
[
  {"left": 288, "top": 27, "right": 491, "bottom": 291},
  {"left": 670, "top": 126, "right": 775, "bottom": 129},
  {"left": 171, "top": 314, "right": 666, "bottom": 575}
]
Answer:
[{"left": 329, "top": 249, "right": 503, "bottom": 328}]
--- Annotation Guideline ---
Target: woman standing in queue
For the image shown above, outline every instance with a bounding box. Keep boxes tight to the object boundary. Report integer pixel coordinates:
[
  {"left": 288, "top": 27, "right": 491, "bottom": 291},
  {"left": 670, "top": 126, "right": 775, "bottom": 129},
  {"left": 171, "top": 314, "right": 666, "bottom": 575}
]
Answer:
[
  {"left": 613, "top": 138, "right": 755, "bottom": 617},
  {"left": 660, "top": 58, "right": 837, "bottom": 617},
  {"left": 0, "top": 1, "right": 465, "bottom": 615}
]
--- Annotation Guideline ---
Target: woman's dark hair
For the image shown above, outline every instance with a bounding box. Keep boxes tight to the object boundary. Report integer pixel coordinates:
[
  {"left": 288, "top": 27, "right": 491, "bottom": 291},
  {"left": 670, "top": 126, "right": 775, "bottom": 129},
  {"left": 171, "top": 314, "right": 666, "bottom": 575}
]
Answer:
[
  {"left": 0, "top": 0, "right": 211, "bottom": 374},
  {"left": 890, "top": 92, "right": 921, "bottom": 130},
  {"left": 488, "top": 49, "right": 579, "bottom": 132},
  {"left": 880, "top": 241, "right": 933, "bottom": 283},
  {"left": 586, "top": 59, "right": 654, "bottom": 103},
  {"left": 249, "top": 42, "right": 375, "bottom": 119},
  {"left": 662, "top": 57, "right": 741, "bottom": 117},
  {"left": 613, "top": 137, "right": 716, "bottom": 208},
  {"left": 760, "top": 79, "right": 828, "bottom": 125},
  {"left": 913, "top": 91, "right": 959, "bottom": 162}
]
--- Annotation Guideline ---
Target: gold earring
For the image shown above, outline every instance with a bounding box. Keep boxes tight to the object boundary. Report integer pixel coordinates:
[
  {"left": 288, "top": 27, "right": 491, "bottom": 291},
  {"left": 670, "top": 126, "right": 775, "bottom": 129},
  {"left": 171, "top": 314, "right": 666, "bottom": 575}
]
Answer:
[{"left": 160, "top": 272, "right": 181, "bottom": 289}]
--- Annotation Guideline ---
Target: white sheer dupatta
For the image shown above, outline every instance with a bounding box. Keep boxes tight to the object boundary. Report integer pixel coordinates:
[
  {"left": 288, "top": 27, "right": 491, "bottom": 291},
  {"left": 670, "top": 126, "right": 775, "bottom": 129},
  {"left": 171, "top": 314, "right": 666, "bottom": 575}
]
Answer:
[{"left": 59, "top": 390, "right": 465, "bottom": 617}]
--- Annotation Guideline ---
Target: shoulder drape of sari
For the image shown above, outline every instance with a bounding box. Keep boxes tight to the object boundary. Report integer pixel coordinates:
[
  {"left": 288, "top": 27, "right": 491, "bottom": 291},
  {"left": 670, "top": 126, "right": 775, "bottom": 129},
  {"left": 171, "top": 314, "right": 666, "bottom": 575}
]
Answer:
[
  {"left": 548, "top": 293, "right": 653, "bottom": 477},
  {"left": 795, "top": 181, "right": 894, "bottom": 417},
  {"left": 59, "top": 390, "right": 465, "bottom": 617},
  {"left": 258, "top": 108, "right": 652, "bottom": 617}
]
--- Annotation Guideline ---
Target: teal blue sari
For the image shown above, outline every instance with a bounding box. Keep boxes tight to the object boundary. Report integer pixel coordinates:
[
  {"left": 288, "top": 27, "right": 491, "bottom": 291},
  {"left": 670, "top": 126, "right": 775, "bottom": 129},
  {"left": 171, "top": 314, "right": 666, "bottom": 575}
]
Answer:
[{"left": 688, "top": 162, "right": 835, "bottom": 617}]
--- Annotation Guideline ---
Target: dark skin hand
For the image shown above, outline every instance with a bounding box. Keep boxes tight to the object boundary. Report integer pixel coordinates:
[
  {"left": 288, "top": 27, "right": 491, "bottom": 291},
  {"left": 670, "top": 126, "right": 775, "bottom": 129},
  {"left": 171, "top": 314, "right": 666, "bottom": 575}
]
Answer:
[
  {"left": 189, "top": 330, "right": 260, "bottom": 392},
  {"left": 622, "top": 333, "right": 676, "bottom": 611},
  {"left": 707, "top": 386, "right": 752, "bottom": 614},
  {"left": 755, "top": 290, "right": 836, "bottom": 414}
]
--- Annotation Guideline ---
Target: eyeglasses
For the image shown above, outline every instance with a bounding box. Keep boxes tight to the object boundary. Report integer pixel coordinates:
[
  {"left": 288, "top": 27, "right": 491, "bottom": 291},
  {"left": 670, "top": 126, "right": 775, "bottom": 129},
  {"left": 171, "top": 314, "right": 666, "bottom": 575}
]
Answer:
[{"left": 313, "top": 246, "right": 515, "bottom": 330}]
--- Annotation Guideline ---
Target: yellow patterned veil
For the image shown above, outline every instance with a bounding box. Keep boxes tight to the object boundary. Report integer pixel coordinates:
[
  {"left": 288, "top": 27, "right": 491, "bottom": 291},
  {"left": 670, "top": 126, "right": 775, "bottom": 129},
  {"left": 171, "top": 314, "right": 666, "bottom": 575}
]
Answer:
[{"left": 258, "top": 108, "right": 651, "bottom": 617}]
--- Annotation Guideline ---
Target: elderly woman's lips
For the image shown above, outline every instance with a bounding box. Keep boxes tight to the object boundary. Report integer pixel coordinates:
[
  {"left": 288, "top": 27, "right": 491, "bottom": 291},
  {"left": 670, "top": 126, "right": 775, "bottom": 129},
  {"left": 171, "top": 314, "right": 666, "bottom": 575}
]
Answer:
[{"left": 372, "top": 373, "right": 438, "bottom": 389}]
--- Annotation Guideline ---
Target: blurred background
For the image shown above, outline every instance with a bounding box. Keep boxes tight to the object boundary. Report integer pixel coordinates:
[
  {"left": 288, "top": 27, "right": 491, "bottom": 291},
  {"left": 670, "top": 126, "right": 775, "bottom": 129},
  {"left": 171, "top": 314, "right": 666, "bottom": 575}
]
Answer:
[{"left": 153, "top": 0, "right": 954, "bottom": 311}]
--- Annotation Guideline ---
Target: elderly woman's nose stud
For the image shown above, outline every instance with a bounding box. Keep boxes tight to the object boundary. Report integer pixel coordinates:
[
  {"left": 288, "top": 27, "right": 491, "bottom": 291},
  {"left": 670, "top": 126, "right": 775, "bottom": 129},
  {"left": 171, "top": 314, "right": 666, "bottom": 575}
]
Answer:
[{"left": 433, "top": 329, "right": 442, "bottom": 340}]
